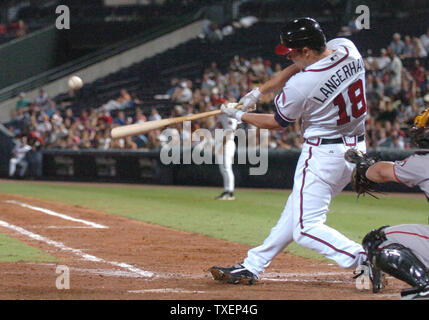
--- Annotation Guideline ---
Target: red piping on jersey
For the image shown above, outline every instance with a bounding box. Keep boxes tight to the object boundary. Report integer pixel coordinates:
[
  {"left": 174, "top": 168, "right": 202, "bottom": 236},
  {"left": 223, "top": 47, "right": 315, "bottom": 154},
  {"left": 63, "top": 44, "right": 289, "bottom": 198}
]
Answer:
[
  {"left": 299, "top": 147, "right": 312, "bottom": 229},
  {"left": 392, "top": 166, "right": 407, "bottom": 185},
  {"left": 274, "top": 92, "right": 296, "bottom": 122},
  {"left": 305, "top": 46, "right": 350, "bottom": 72},
  {"left": 300, "top": 232, "right": 356, "bottom": 259},
  {"left": 385, "top": 231, "right": 429, "bottom": 241}
]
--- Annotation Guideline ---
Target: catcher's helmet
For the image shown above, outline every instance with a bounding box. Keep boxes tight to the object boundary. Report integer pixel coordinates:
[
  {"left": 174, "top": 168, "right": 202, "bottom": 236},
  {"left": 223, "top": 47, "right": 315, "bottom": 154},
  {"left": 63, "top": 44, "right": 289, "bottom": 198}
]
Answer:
[
  {"left": 275, "top": 17, "right": 326, "bottom": 55},
  {"left": 410, "top": 108, "right": 429, "bottom": 149}
]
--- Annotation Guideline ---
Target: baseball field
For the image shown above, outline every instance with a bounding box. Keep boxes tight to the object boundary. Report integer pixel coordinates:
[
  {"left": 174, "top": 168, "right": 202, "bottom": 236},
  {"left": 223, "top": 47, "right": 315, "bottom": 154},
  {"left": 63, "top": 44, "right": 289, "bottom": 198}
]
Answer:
[{"left": 0, "top": 179, "right": 427, "bottom": 300}]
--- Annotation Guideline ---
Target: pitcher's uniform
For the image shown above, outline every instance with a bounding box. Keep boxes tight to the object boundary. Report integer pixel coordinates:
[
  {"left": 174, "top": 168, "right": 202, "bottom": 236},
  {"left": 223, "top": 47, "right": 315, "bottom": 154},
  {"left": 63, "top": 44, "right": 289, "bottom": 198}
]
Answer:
[
  {"left": 393, "top": 153, "right": 429, "bottom": 199},
  {"left": 216, "top": 114, "right": 238, "bottom": 194},
  {"left": 243, "top": 38, "right": 368, "bottom": 276}
]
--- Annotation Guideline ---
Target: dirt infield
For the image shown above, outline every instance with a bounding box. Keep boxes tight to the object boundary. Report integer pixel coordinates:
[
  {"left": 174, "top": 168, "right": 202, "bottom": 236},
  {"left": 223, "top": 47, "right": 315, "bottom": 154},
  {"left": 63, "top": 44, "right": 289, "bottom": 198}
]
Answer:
[{"left": 0, "top": 193, "right": 407, "bottom": 300}]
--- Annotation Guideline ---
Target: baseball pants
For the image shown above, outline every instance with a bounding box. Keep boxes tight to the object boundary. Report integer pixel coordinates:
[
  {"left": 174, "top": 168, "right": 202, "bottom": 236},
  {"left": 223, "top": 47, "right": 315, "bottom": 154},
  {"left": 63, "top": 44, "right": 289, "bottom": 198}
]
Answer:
[
  {"left": 218, "top": 140, "right": 236, "bottom": 193},
  {"left": 243, "top": 140, "right": 367, "bottom": 277},
  {"left": 9, "top": 158, "right": 28, "bottom": 177}
]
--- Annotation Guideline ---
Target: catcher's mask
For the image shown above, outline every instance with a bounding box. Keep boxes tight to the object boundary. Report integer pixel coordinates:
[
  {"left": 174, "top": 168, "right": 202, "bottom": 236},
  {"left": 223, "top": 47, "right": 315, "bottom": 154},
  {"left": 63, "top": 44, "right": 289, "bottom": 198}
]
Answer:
[{"left": 410, "top": 108, "right": 429, "bottom": 149}]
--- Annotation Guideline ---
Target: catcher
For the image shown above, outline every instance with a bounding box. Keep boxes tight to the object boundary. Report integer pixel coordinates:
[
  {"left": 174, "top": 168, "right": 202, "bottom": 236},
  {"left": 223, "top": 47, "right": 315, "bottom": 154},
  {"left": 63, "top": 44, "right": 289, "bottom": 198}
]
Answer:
[
  {"left": 345, "top": 107, "right": 429, "bottom": 200},
  {"left": 362, "top": 224, "right": 429, "bottom": 300},
  {"left": 345, "top": 108, "right": 429, "bottom": 299}
]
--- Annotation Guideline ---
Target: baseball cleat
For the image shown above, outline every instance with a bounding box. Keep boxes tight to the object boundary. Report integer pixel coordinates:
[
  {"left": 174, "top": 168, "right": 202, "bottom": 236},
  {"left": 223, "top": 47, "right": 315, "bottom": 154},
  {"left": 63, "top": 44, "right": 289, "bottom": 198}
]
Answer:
[
  {"left": 354, "top": 260, "right": 387, "bottom": 293},
  {"left": 215, "top": 192, "right": 235, "bottom": 200},
  {"left": 210, "top": 264, "right": 257, "bottom": 285}
]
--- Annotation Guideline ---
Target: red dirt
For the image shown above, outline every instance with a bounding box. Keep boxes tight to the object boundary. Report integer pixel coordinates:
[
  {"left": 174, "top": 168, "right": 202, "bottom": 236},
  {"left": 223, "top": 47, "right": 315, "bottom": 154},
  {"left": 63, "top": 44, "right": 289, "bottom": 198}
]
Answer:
[{"left": 0, "top": 192, "right": 408, "bottom": 300}]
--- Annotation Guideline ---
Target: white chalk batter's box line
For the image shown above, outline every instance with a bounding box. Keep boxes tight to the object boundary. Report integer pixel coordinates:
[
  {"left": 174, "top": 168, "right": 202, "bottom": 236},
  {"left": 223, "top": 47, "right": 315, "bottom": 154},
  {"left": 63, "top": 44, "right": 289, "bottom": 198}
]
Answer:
[
  {"left": 4, "top": 200, "right": 108, "bottom": 229},
  {"left": 0, "top": 219, "right": 154, "bottom": 278}
]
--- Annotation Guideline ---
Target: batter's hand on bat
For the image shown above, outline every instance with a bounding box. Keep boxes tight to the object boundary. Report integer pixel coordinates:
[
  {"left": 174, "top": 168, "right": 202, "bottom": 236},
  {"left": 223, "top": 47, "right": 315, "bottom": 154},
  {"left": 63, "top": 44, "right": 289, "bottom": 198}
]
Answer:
[
  {"left": 221, "top": 103, "right": 254, "bottom": 122},
  {"left": 239, "top": 88, "right": 263, "bottom": 110}
]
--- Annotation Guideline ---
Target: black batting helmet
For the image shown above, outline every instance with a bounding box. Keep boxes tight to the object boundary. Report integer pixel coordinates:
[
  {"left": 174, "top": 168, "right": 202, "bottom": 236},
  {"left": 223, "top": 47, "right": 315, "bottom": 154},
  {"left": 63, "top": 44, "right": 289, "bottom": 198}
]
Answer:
[
  {"left": 410, "top": 108, "right": 429, "bottom": 149},
  {"left": 275, "top": 17, "right": 326, "bottom": 55}
]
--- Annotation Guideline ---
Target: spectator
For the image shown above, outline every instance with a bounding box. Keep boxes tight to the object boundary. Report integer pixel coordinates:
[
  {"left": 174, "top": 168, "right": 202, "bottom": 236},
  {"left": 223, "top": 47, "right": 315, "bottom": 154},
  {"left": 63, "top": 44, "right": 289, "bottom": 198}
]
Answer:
[
  {"left": 387, "top": 48, "right": 403, "bottom": 95},
  {"left": 206, "top": 22, "right": 223, "bottom": 42},
  {"left": 171, "top": 81, "right": 193, "bottom": 103},
  {"left": 15, "top": 92, "right": 29, "bottom": 111},
  {"left": 374, "top": 48, "right": 391, "bottom": 72},
  {"left": 44, "top": 100, "right": 57, "bottom": 118},
  {"left": 389, "top": 33, "right": 405, "bottom": 56},
  {"left": 402, "top": 35, "right": 414, "bottom": 58},
  {"left": 34, "top": 89, "right": 50, "bottom": 110},
  {"left": 166, "top": 78, "right": 180, "bottom": 97},
  {"left": 411, "top": 59, "right": 425, "bottom": 86},
  {"left": 149, "top": 107, "right": 162, "bottom": 121},
  {"left": 103, "top": 89, "right": 132, "bottom": 111},
  {"left": 420, "top": 28, "right": 429, "bottom": 53},
  {"left": 113, "top": 111, "right": 126, "bottom": 126},
  {"left": 15, "top": 20, "right": 28, "bottom": 37},
  {"left": 411, "top": 37, "right": 428, "bottom": 58}
]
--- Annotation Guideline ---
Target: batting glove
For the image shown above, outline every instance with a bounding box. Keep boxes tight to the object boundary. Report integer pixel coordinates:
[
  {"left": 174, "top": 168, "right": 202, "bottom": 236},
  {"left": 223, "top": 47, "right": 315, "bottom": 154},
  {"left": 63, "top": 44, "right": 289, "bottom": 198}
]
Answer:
[
  {"left": 221, "top": 103, "right": 245, "bottom": 122},
  {"left": 238, "top": 87, "right": 263, "bottom": 110}
]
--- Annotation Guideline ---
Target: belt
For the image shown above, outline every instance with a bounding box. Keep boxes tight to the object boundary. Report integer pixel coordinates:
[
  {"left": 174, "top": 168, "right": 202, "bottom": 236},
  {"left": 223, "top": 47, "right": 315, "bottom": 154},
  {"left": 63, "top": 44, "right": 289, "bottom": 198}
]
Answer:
[{"left": 306, "top": 134, "right": 365, "bottom": 146}]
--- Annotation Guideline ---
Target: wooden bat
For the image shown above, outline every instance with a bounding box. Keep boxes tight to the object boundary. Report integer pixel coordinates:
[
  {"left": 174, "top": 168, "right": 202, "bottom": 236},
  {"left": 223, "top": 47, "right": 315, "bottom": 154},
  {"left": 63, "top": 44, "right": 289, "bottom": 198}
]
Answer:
[{"left": 110, "top": 106, "right": 241, "bottom": 139}]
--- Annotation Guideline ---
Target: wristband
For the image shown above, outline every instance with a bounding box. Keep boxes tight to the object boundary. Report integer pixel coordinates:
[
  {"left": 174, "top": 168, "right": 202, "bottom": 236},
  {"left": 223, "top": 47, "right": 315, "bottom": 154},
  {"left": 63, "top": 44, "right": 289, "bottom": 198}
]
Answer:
[
  {"left": 253, "top": 87, "right": 263, "bottom": 99},
  {"left": 235, "top": 110, "right": 245, "bottom": 122}
]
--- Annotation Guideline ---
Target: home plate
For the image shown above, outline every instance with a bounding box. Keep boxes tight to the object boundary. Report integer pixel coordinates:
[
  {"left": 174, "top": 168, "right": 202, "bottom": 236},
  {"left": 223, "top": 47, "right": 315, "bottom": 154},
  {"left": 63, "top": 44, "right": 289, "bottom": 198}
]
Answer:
[{"left": 128, "top": 288, "right": 205, "bottom": 294}]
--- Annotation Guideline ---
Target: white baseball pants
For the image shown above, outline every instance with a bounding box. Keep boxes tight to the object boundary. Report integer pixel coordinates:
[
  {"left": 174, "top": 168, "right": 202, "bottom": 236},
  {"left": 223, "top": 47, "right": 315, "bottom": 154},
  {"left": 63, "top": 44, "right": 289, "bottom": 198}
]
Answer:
[
  {"left": 243, "top": 140, "right": 367, "bottom": 277},
  {"left": 218, "top": 140, "right": 236, "bottom": 192},
  {"left": 9, "top": 158, "right": 28, "bottom": 177}
]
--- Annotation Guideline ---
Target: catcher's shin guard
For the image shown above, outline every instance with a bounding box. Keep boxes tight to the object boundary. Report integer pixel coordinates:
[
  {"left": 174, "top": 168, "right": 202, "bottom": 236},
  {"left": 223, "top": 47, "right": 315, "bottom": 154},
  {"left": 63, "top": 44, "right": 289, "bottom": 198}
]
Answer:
[{"left": 374, "top": 243, "right": 429, "bottom": 289}]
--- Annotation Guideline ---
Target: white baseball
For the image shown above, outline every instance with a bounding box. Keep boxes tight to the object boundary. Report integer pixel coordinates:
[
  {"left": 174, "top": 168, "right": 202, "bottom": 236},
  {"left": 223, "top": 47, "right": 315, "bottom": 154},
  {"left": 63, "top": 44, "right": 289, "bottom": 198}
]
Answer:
[{"left": 68, "top": 76, "right": 83, "bottom": 90}]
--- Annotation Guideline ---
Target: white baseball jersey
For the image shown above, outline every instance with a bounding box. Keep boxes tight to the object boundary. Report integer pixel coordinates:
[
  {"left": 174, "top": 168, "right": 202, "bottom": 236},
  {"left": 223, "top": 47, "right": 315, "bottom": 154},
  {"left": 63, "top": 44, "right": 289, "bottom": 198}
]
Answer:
[
  {"left": 13, "top": 144, "right": 32, "bottom": 161},
  {"left": 394, "top": 153, "right": 429, "bottom": 198},
  {"left": 274, "top": 38, "right": 367, "bottom": 139}
]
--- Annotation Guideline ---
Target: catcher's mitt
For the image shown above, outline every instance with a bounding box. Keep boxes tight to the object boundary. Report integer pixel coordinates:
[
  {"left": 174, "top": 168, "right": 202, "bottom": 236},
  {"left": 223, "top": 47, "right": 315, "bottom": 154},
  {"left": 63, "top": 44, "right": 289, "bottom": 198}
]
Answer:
[{"left": 344, "top": 149, "right": 379, "bottom": 200}]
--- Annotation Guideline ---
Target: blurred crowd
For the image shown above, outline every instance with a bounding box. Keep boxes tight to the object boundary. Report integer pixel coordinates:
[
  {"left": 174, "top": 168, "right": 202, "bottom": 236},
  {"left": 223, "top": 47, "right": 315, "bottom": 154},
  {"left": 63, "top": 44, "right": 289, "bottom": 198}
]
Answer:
[
  {"left": 5, "top": 28, "right": 429, "bottom": 169},
  {"left": 0, "top": 19, "right": 28, "bottom": 43}
]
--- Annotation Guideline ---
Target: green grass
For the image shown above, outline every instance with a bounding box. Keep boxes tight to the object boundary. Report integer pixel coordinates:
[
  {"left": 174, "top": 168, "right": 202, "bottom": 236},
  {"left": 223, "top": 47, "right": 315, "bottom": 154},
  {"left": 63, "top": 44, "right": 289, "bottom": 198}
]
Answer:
[
  {"left": 0, "top": 232, "right": 57, "bottom": 262},
  {"left": 0, "top": 181, "right": 427, "bottom": 262}
]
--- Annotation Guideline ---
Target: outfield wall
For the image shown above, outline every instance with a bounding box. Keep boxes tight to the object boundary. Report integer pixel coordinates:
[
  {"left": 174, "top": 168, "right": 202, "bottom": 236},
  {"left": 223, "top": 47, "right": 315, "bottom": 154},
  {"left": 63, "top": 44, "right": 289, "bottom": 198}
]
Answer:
[{"left": 33, "top": 148, "right": 422, "bottom": 194}]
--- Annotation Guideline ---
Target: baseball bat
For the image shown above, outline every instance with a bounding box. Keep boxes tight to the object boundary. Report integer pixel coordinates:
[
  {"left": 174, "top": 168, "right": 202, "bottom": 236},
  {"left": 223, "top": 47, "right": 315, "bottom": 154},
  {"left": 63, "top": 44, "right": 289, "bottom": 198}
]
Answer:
[{"left": 110, "top": 106, "right": 241, "bottom": 139}]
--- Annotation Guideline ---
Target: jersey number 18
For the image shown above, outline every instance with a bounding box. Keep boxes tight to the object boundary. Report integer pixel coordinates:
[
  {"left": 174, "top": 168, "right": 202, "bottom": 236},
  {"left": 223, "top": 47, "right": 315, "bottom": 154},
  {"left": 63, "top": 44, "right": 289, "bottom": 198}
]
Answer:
[{"left": 334, "top": 79, "right": 366, "bottom": 125}]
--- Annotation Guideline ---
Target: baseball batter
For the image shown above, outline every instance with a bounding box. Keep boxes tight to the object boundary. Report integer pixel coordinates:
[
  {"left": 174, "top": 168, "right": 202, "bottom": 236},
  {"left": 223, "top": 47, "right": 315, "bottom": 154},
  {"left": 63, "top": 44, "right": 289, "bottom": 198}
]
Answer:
[
  {"left": 215, "top": 114, "right": 238, "bottom": 200},
  {"left": 210, "top": 17, "right": 376, "bottom": 288}
]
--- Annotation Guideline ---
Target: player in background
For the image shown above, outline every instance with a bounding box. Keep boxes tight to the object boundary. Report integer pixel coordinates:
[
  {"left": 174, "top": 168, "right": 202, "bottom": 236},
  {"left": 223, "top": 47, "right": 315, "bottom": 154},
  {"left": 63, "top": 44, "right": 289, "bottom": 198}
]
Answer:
[
  {"left": 215, "top": 113, "right": 238, "bottom": 200},
  {"left": 9, "top": 137, "right": 32, "bottom": 178},
  {"left": 210, "top": 17, "right": 382, "bottom": 291}
]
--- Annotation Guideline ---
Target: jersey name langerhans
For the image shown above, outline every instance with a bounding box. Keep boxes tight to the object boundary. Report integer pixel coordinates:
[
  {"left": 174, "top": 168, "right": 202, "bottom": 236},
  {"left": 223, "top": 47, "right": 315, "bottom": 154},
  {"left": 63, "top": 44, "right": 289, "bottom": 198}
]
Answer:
[{"left": 313, "top": 56, "right": 365, "bottom": 104}]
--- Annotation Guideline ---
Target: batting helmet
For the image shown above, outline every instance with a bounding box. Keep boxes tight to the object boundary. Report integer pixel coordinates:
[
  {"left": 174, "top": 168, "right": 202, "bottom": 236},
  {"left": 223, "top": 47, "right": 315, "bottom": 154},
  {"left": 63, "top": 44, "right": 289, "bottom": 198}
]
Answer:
[
  {"left": 410, "top": 107, "right": 429, "bottom": 149},
  {"left": 275, "top": 17, "right": 326, "bottom": 55}
]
